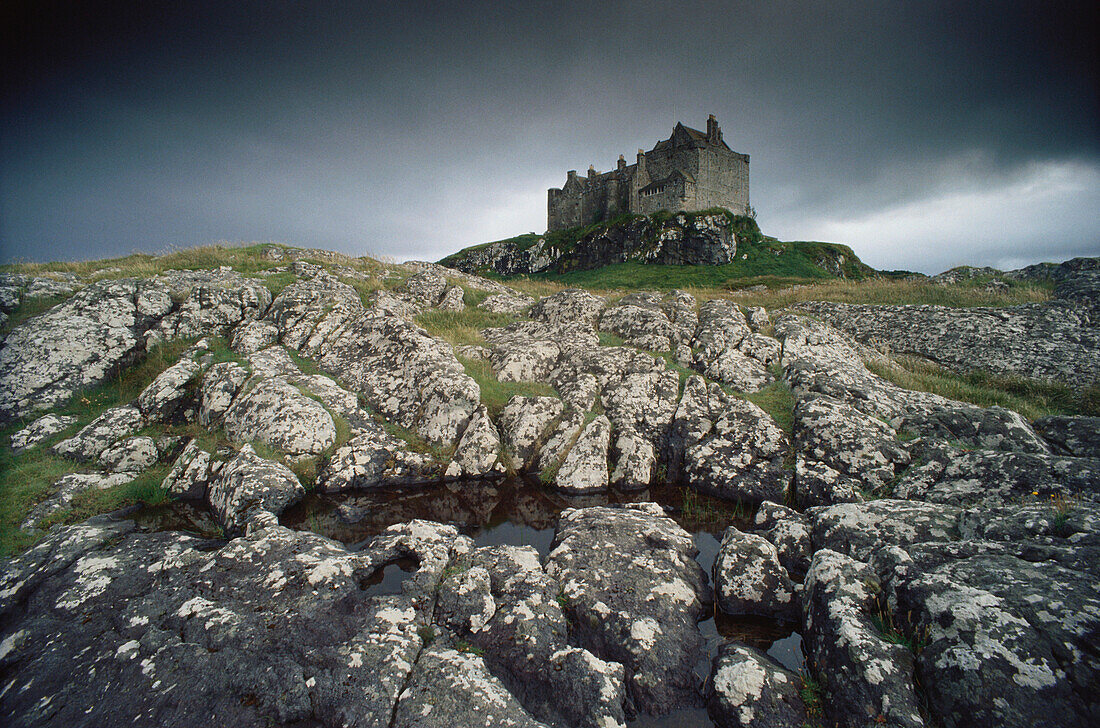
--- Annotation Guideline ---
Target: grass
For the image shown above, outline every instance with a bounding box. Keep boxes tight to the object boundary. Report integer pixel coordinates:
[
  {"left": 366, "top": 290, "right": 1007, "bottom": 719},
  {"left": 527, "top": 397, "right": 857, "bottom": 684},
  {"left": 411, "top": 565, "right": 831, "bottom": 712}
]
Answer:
[
  {"left": 871, "top": 605, "right": 931, "bottom": 655},
  {"left": 598, "top": 331, "right": 626, "bottom": 347},
  {"left": 799, "top": 670, "right": 824, "bottom": 728},
  {"left": 728, "top": 276, "right": 1051, "bottom": 309},
  {"left": 36, "top": 465, "right": 172, "bottom": 532},
  {"left": 458, "top": 356, "right": 557, "bottom": 416},
  {"left": 454, "top": 639, "right": 485, "bottom": 656},
  {"left": 867, "top": 355, "right": 1098, "bottom": 419},
  {"left": 679, "top": 487, "right": 752, "bottom": 523},
  {"left": 739, "top": 372, "right": 796, "bottom": 436},
  {"left": 415, "top": 309, "right": 516, "bottom": 346},
  {"left": 0, "top": 293, "right": 71, "bottom": 335}
]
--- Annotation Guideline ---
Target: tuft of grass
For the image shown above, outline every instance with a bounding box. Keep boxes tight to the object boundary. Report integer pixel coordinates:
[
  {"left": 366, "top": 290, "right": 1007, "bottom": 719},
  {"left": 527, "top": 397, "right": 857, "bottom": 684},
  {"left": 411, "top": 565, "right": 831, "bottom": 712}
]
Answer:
[
  {"left": 36, "top": 465, "right": 172, "bottom": 533},
  {"left": 454, "top": 639, "right": 485, "bottom": 656},
  {"left": 871, "top": 605, "right": 931, "bottom": 655},
  {"left": 462, "top": 287, "right": 492, "bottom": 308},
  {"left": 678, "top": 487, "right": 752, "bottom": 524},
  {"left": 598, "top": 331, "right": 626, "bottom": 347},
  {"left": 417, "top": 625, "right": 436, "bottom": 646},
  {"left": 458, "top": 356, "right": 557, "bottom": 417},
  {"left": 286, "top": 347, "right": 324, "bottom": 376},
  {"left": 0, "top": 445, "right": 86, "bottom": 555},
  {"left": 415, "top": 309, "right": 516, "bottom": 346},
  {"left": 799, "top": 670, "right": 824, "bottom": 727},
  {"left": 867, "top": 355, "right": 1096, "bottom": 419},
  {"left": 0, "top": 294, "right": 71, "bottom": 334},
  {"left": 257, "top": 271, "right": 297, "bottom": 295},
  {"left": 739, "top": 369, "right": 795, "bottom": 435}
]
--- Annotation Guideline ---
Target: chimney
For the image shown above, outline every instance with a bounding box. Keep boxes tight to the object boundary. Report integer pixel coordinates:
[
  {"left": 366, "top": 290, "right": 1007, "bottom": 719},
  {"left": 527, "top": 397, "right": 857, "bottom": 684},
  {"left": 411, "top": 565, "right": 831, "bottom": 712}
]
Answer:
[
  {"left": 617, "top": 154, "right": 626, "bottom": 171},
  {"left": 588, "top": 165, "right": 597, "bottom": 178},
  {"left": 707, "top": 114, "right": 721, "bottom": 143}
]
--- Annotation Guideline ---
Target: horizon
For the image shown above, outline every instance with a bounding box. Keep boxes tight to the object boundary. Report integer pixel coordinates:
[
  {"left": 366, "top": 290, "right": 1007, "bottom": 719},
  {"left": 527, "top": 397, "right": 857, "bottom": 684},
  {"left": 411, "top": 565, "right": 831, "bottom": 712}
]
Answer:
[{"left": 2, "top": 1, "right": 1098, "bottom": 274}]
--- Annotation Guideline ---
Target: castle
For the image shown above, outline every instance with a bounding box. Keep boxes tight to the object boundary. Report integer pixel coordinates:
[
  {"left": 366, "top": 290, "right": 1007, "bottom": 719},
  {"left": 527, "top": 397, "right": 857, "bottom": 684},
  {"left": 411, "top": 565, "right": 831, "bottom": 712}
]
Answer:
[{"left": 547, "top": 115, "right": 749, "bottom": 231}]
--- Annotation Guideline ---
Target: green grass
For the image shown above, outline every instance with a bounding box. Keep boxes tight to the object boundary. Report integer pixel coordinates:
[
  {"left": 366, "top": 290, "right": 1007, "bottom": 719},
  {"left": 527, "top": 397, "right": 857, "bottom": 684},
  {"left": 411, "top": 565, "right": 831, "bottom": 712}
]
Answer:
[
  {"left": 598, "top": 331, "right": 626, "bottom": 347},
  {"left": 416, "top": 309, "right": 516, "bottom": 346},
  {"left": 728, "top": 276, "right": 1051, "bottom": 309},
  {"left": 36, "top": 465, "right": 172, "bottom": 533},
  {"left": 286, "top": 347, "right": 324, "bottom": 376},
  {"left": 462, "top": 287, "right": 493, "bottom": 308},
  {"left": 871, "top": 606, "right": 931, "bottom": 655},
  {"left": 799, "top": 671, "right": 824, "bottom": 728},
  {"left": 867, "top": 355, "right": 1098, "bottom": 419},
  {"left": 257, "top": 271, "right": 298, "bottom": 295},
  {"left": 0, "top": 293, "right": 71, "bottom": 335},
  {"left": 458, "top": 356, "right": 557, "bottom": 417},
  {"left": 739, "top": 372, "right": 796, "bottom": 435}
]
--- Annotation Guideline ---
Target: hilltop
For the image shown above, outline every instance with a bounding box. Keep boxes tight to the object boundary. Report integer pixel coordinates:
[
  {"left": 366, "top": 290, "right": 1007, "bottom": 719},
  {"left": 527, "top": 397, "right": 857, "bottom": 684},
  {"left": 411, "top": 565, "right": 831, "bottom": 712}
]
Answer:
[
  {"left": 0, "top": 242, "right": 1098, "bottom": 728},
  {"left": 440, "top": 209, "right": 875, "bottom": 290}
]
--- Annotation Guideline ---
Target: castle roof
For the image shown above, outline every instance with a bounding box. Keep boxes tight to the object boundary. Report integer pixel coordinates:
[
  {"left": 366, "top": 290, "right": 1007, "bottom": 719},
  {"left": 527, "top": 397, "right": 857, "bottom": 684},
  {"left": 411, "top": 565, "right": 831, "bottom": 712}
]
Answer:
[{"left": 652, "top": 122, "right": 731, "bottom": 152}]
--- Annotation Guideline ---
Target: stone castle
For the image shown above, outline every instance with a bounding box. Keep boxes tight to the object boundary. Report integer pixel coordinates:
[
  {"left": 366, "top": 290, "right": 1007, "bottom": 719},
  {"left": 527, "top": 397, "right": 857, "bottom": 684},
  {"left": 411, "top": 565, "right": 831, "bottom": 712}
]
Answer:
[{"left": 547, "top": 115, "right": 749, "bottom": 231}]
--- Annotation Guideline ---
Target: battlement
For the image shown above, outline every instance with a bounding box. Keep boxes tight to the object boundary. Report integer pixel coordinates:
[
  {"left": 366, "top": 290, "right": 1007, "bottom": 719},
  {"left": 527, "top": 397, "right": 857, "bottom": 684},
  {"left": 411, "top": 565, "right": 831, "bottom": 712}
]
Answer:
[{"left": 548, "top": 115, "right": 749, "bottom": 231}]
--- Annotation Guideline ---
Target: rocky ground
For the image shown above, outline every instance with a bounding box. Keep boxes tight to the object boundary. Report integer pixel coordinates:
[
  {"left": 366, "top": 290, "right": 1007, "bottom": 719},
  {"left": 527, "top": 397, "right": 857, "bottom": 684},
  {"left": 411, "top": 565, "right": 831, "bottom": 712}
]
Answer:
[{"left": 0, "top": 248, "right": 1097, "bottom": 727}]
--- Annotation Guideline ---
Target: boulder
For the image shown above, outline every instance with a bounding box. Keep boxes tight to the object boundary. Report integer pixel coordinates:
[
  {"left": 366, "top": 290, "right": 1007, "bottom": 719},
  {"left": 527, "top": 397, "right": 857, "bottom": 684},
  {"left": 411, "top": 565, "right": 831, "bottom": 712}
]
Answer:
[
  {"left": 809, "top": 499, "right": 960, "bottom": 562},
  {"left": 754, "top": 502, "right": 812, "bottom": 576},
  {"left": 10, "top": 413, "right": 77, "bottom": 452},
  {"left": 99, "top": 435, "right": 160, "bottom": 473},
  {"left": 1032, "top": 415, "right": 1100, "bottom": 458},
  {"left": 162, "top": 439, "right": 216, "bottom": 500},
  {"left": 498, "top": 396, "right": 563, "bottom": 472},
  {"left": 198, "top": 361, "right": 250, "bottom": 426},
  {"left": 529, "top": 289, "right": 606, "bottom": 328},
  {"left": 709, "top": 643, "right": 806, "bottom": 728},
  {"left": 317, "top": 424, "right": 439, "bottom": 492},
  {"left": 546, "top": 504, "right": 710, "bottom": 716},
  {"left": 446, "top": 405, "right": 503, "bottom": 477},
  {"left": 552, "top": 415, "right": 612, "bottom": 493},
  {"left": 230, "top": 319, "right": 279, "bottom": 354},
  {"left": 207, "top": 444, "right": 305, "bottom": 534},
  {"left": 222, "top": 377, "right": 337, "bottom": 456},
  {"left": 135, "top": 357, "right": 202, "bottom": 422},
  {"left": 713, "top": 527, "right": 798, "bottom": 621},
  {"left": 53, "top": 405, "right": 144, "bottom": 461}
]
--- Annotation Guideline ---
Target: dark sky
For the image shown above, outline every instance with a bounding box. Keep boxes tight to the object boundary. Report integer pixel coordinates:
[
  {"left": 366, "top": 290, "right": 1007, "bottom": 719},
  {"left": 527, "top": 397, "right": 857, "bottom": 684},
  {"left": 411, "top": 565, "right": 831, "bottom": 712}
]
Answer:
[{"left": 2, "top": 0, "right": 1098, "bottom": 272}]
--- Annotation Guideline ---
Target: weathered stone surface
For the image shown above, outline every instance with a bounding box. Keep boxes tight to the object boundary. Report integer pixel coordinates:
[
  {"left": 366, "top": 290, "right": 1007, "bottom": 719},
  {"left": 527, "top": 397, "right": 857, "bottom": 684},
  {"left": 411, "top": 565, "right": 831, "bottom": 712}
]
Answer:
[
  {"left": 802, "top": 549, "right": 925, "bottom": 728},
  {"left": 153, "top": 269, "right": 271, "bottom": 341},
  {"left": 0, "top": 278, "right": 173, "bottom": 423},
  {"left": 393, "top": 645, "right": 550, "bottom": 728},
  {"left": 99, "top": 435, "right": 160, "bottom": 473},
  {"left": 599, "top": 302, "right": 675, "bottom": 351},
  {"left": 895, "top": 405, "right": 1050, "bottom": 454},
  {"left": 10, "top": 413, "right": 77, "bottom": 452},
  {"left": 198, "top": 361, "right": 250, "bottom": 426},
  {"left": 529, "top": 288, "right": 607, "bottom": 328},
  {"left": 673, "top": 376, "right": 791, "bottom": 504},
  {"left": 136, "top": 357, "right": 202, "bottom": 422},
  {"left": 208, "top": 444, "right": 305, "bottom": 534},
  {"left": 317, "top": 424, "right": 439, "bottom": 492},
  {"left": 535, "top": 411, "right": 586, "bottom": 473},
  {"left": 1033, "top": 415, "right": 1100, "bottom": 458},
  {"left": 894, "top": 443, "right": 1100, "bottom": 506},
  {"left": 53, "top": 404, "right": 144, "bottom": 461},
  {"left": 691, "top": 300, "right": 773, "bottom": 392},
  {"left": 546, "top": 504, "right": 710, "bottom": 717},
  {"left": 21, "top": 472, "right": 138, "bottom": 529},
  {"left": 745, "top": 306, "right": 771, "bottom": 331},
  {"left": 436, "top": 284, "right": 466, "bottom": 312},
  {"left": 809, "top": 499, "right": 960, "bottom": 562},
  {"left": 873, "top": 537, "right": 1100, "bottom": 728},
  {"left": 230, "top": 319, "right": 279, "bottom": 354},
  {"left": 447, "top": 405, "right": 503, "bottom": 477},
  {"left": 795, "top": 299, "right": 1100, "bottom": 387},
  {"left": 491, "top": 337, "right": 561, "bottom": 382},
  {"left": 709, "top": 643, "right": 805, "bottom": 728},
  {"left": 479, "top": 291, "right": 534, "bottom": 314},
  {"left": 0, "top": 516, "right": 465, "bottom": 728},
  {"left": 162, "top": 439, "right": 216, "bottom": 500},
  {"left": 754, "top": 502, "right": 812, "bottom": 576},
  {"left": 402, "top": 269, "right": 449, "bottom": 306},
  {"left": 794, "top": 394, "right": 909, "bottom": 494},
  {"left": 498, "top": 396, "right": 563, "bottom": 472},
  {"left": 553, "top": 415, "right": 611, "bottom": 494},
  {"left": 436, "top": 545, "right": 627, "bottom": 728},
  {"left": 264, "top": 269, "right": 365, "bottom": 351},
  {"left": 713, "top": 527, "right": 798, "bottom": 620},
  {"left": 793, "top": 456, "right": 864, "bottom": 508},
  {"left": 223, "top": 376, "right": 337, "bottom": 456}
]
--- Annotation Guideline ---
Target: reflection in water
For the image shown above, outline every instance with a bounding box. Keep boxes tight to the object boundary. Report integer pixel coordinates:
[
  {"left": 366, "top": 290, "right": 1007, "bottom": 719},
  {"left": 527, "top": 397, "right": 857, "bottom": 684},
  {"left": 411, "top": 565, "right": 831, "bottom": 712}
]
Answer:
[{"left": 136, "top": 477, "right": 805, "bottom": 728}]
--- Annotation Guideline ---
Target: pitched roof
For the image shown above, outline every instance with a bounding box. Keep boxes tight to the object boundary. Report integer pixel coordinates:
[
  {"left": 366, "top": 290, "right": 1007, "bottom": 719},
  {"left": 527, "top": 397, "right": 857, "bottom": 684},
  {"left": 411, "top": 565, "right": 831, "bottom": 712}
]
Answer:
[{"left": 651, "top": 122, "right": 730, "bottom": 152}]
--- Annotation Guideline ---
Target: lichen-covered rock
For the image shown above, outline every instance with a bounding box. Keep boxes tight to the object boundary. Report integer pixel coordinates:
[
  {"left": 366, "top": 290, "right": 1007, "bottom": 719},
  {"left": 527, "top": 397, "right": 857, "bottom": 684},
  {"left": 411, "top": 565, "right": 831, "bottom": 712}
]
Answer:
[
  {"left": 546, "top": 504, "right": 710, "bottom": 717},
  {"left": 317, "top": 424, "right": 439, "bottom": 492},
  {"left": 894, "top": 443, "right": 1100, "bottom": 506},
  {"left": 162, "top": 439, "right": 216, "bottom": 500},
  {"left": 535, "top": 411, "right": 586, "bottom": 473},
  {"left": 809, "top": 499, "right": 960, "bottom": 562},
  {"left": 498, "top": 396, "right": 563, "bottom": 472},
  {"left": 230, "top": 319, "right": 279, "bottom": 354},
  {"left": 673, "top": 376, "right": 791, "bottom": 504},
  {"left": 552, "top": 415, "right": 611, "bottom": 494},
  {"left": 529, "top": 288, "right": 607, "bottom": 328},
  {"left": 745, "top": 306, "right": 771, "bottom": 331},
  {"left": 0, "top": 278, "right": 173, "bottom": 423},
  {"left": 198, "top": 361, "right": 250, "bottom": 426},
  {"left": 796, "top": 299, "right": 1100, "bottom": 388},
  {"left": 208, "top": 444, "right": 305, "bottom": 534},
  {"left": 895, "top": 405, "right": 1050, "bottom": 454},
  {"left": 446, "top": 405, "right": 503, "bottom": 477},
  {"left": 136, "top": 357, "right": 202, "bottom": 422},
  {"left": 436, "top": 545, "right": 627, "bottom": 728},
  {"left": 491, "top": 338, "right": 562, "bottom": 382},
  {"left": 153, "top": 269, "right": 271, "bottom": 341},
  {"left": 402, "top": 269, "right": 449, "bottom": 306},
  {"left": 393, "top": 645, "right": 550, "bottom": 728},
  {"left": 610, "top": 429, "right": 657, "bottom": 490},
  {"left": 873, "top": 538, "right": 1100, "bottom": 728},
  {"left": 713, "top": 527, "right": 798, "bottom": 621},
  {"left": 754, "top": 502, "right": 812, "bottom": 576},
  {"left": 99, "top": 435, "right": 160, "bottom": 473},
  {"left": 708, "top": 643, "right": 805, "bottom": 728},
  {"left": 436, "top": 284, "right": 466, "bottom": 312},
  {"left": 793, "top": 456, "right": 865, "bottom": 508},
  {"left": 478, "top": 291, "right": 534, "bottom": 314},
  {"left": 794, "top": 394, "right": 909, "bottom": 493},
  {"left": 223, "top": 376, "right": 337, "bottom": 456},
  {"left": 599, "top": 302, "right": 675, "bottom": 351},
  {"left": 802, "top": 549, "right": 925, "bottom": 728},
  {"left": 691, "top": 300, "right": 773, "bottom": 392},
  {"left": 1032, "top": 415, "right": 1100, "bottom": 458},
  {"left": 10, "top": 413, "right": 77, "bottom": 452},
  {"left": 0, "top": 515, "right": 464, "bottom": 728},
  {"left": 264, "top": 269, "right": 365, "bottom": 351},
  {"left": 53, "top": 404, "right": 144, "bottom": 461}
]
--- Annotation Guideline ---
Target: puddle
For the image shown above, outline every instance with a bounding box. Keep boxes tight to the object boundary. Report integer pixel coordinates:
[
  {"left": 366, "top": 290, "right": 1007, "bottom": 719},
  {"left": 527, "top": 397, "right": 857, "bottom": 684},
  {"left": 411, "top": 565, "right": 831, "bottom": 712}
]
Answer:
[{"left": 361, "top": 556, "right": 419, "bottom": 597}]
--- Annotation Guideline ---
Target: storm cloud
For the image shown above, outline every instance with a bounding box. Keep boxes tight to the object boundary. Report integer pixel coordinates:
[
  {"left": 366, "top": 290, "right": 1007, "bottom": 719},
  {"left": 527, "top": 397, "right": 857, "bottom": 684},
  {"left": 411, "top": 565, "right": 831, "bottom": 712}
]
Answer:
[{"left": 2, "top": 0, "right": 1097, "bottom": 272}]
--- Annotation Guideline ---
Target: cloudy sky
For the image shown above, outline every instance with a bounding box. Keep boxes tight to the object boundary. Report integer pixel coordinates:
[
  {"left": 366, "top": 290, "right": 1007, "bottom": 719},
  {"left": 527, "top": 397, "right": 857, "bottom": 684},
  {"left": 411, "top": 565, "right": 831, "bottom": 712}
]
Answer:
[{"left": 2, "top": 0, "right": 1097, "bottom": 273}]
